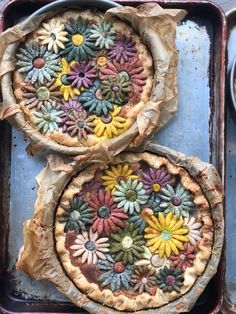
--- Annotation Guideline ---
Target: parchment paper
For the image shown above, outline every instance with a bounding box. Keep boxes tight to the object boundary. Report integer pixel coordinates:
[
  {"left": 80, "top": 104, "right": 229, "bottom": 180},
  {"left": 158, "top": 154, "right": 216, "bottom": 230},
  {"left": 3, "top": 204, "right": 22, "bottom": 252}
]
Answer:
[
  {"left": 16, "top": 142, "right": 224, "bottom": 314},
  {"left": 0, "top": 3, "right": 186, "bottom": 158}
]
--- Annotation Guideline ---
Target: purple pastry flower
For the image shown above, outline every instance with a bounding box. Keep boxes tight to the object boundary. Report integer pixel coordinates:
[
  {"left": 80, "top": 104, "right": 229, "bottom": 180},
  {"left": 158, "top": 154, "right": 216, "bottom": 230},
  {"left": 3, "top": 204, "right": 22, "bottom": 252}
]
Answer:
[
  {"left": 60, "top": 98, "right": 82, "bottom": 129},
  {"left": 67, "top": 62, "right": 97, "bottom": 89},
  {"left": 108, "top": 35, "right": 137, "bottom": 63},
  {"left": 79, "top": 181, "right": 102, "bottom": 202},
  {"left": 142, "top": 168, "right": 175, "bottom": 195}
]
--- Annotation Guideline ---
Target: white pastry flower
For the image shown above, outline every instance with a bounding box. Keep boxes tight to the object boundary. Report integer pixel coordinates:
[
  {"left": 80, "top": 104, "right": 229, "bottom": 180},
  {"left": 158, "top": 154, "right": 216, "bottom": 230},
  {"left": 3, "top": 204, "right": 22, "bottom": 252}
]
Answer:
[
  {"left": 135, "top": 247, "right": 169, "bottom": 273},
  {"left": 38, "top": 19, "right": 69, "bottom": 54},
  {"left": 184, "top": 216, "right": 202, "bottom": 246},
  {"left": 70, "top": 228, "right": 110, "bottom": 264}
]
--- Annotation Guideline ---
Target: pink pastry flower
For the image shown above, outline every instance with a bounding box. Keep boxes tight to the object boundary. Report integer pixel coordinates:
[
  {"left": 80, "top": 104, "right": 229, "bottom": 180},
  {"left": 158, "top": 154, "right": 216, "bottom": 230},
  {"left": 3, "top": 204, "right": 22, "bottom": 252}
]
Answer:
[
  {"left": 70, "top": 228, "right": 109, "bottom": 264},
  {"left": 184, "top": 216, "right": 202, "bottom": 246},
  {"left": 108, "top": 35, "right": 137, "bottom": 63},
  {"left": 169, "top": 242, "right": 196, "bottom": 271},
  {"left": 67, "top": 62, "right": 97, "bottom": 89},
  {"left": 90, "top": 190, "right": 128, "bottom": 236}
]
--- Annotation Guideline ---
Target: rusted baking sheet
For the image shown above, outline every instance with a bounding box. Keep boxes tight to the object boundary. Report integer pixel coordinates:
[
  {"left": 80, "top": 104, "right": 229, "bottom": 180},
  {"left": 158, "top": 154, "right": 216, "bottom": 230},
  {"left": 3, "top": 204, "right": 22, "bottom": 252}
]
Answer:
[
  {"left": 221, "top": 8, "right": 236, "bottom": 314},
  {"left": 0, "top": 0, "right": 226, "bottom": 313}
]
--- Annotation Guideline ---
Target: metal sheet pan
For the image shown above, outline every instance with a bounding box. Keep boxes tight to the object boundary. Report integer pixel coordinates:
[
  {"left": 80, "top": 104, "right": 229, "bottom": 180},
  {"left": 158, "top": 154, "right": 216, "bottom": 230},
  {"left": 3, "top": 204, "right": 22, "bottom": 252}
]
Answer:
[
  {"left": 222, "top": 8, "right": 236, "bottom": 314},
  {"left": 0, "top": 0, "right": 226, "bottom": 313}
]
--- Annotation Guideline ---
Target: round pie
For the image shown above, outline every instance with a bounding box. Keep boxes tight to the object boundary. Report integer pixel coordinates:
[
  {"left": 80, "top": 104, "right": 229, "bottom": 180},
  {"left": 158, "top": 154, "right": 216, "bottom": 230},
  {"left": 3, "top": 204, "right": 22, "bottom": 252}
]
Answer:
[
  {"left": 13, "top": 9, "right": 153, "bottom": 148},
  {"left": 54, "top": 152, "right": 213, "bottom": 311}
]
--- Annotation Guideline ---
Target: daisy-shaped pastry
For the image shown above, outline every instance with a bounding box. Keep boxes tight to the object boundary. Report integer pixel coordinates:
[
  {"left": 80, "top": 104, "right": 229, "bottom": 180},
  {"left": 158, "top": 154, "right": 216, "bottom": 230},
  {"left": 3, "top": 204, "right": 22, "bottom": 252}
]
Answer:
[
  {"left": 90, "top": 190, "right": 128, "bottom": 236},
  {"left": 129, "top": 208, "right": 154, "bottom": 232},
  {"left": 61, "top": 17, "right": 95, "bottom": 62},
  {"left": 93, "top": 106, "right": 129, "bottom": 138},
  {"left": 113, "top": 178, "right": 148, "bottom": 214},
  {"left": 184, "top": 216, "right": 202, "bottom": 245},
  {"left": 98, "top": 255, "right": 133, "bottom": 291},
  {"left": 34, "top": 102, "right": 63, "bottom": 134},
  {"left": 135, "top": 246, "right": 167, "bottom": 272},
  {"left": 101, "top": 73, "right": 131, "bottom": 105},
  {"left": 60, "top": 98, "right": 82, "bottom": 126},
  {"left": 67, "top": 62, "right": 97, "bottom": 89},
  {"left": 170, "top": 242, "right": 196, "bottom": 271},
  {"left": 63, "top": 109, "right": 94, "bottom": 140},
  {"left": 16, "top": 41, "right": 61, "bottom": 84},
  {"left": 131, "top": 266, "right": 157, "bottom": 295},
  {"left": 101, "top": 164, "right": 138, "bottom": 192},
  {"left": 79, "top": 80, "right": 113, "bottom": 116},
  {"left": 58, "top": 196, "right": 93, "bottom": 233},
  {"left": 38, "top": 19, "right": 69, "bottom": 54},
  {"left": 159, "top": 183, "right": 195, "bottom": 217},
  {"left": 22, "top": 80, "right": 61, "bottom": 111},
  {"left": 90, "top": 21, "right": 115, "bottom": 49},
  {"left": 79, "top": 181, "right": 102, "bottom": 203},
  {"left": 70, "top": 228, "right": 109, "bottom": 264},
  {"left": 109, "top": 222, "right": 145, "bottom": 264},
  {"left": 146, "top": 193, "right": 162, "bottom": 214},
  {"left": 156, "top": 266, "right": 184, "bottom": 293},
  {"left": 144, "top": 212, "right": 189, "bottom": 257},
  {"left": 108, "top": 34, "right": 137, "bottom": 63},
  {"left": 54, "top": 58, "right": 81, "bottom": 101},
  {"left": 142, "top": 168, "right": 175, "bottom": 195}
]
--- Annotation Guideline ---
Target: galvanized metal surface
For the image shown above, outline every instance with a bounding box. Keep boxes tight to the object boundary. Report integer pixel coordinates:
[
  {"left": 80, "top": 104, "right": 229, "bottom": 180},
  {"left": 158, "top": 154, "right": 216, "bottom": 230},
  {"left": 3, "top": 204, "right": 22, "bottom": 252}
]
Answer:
[{"left": 0, "top": 0, "right": 226, "bottom": 313}]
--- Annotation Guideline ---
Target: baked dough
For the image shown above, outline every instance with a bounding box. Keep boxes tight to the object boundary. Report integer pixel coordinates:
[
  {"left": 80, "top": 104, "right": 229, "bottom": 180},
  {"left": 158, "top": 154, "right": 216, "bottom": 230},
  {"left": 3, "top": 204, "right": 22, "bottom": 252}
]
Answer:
[{"left": 54, "top": 152, "right": 213, "bottom": 311}]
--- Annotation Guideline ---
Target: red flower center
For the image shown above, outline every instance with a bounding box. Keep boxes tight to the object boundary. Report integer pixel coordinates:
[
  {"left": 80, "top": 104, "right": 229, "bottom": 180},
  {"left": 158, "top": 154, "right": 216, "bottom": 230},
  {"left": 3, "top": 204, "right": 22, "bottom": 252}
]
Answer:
[
  {"left": 113, "top": 262, "right": 125, "bottom": 273},
  {"left": 165, "top": 275, "right": 176, "bottom": 286},
  {"left": 33, "top": 57, "right": 45, "bottom": 69}
]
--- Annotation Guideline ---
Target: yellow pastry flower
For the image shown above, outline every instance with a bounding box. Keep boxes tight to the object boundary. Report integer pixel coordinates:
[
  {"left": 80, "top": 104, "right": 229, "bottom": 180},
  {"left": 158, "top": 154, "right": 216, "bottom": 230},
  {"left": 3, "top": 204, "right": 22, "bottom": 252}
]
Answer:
[
  {"left": 144, "top": 212, "right": 189, "bottom": 258},
  {"left": 101, "top": 164, "right": 139, "bottom": 192},
  {"left": 54, "top": 58, "right": 81, "bottom": 101},
  {"left": 94, "top": 106, "right": 129, "bottom": 138}
]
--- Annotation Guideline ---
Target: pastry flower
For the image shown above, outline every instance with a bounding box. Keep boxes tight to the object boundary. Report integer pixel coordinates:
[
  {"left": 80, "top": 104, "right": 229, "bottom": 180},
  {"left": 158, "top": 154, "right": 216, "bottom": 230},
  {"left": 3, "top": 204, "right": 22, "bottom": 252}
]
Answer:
[
  {"left": 67, "top": 62, "right": 97, "bottom": 89},
  {"left": 144, "top": 212, "right": 189, "bottom": 257},
  {"left": 156, "top": 266, "right": 184, "bottom": 293},
  {"left": 142, "top": 168, "right": 174, "bottom": 195},
  {"left": 38, "top": 19, "right": 69, "bottom": 54},
  {"left": 90, "top": 21, "right": 115, "bottom": 49},
  {"left": 159, "top": 183, "right": 195, "bottom": 218},
  {"left": 16, "top": 41, "right": 61, "bottom": 84},
  {"left": 184, "top": 216, "right": 202, "bottom": 246},
  {"left": 108, "top": 34, "right": 137, "bottom": 63},
  {"left": 60, "top": 98, "right": 82, "bottom": 126},
  {"left": 93, "top": 106, "right": 129, "bottom": 138},
  {"left": 70, "top": 228, "right": 110, "bottom": 264},
  {"left": 113, "top": 178, "right": 148, "bottom": 214},
  {"left": 101, "top": 164, "right": 138, "bottom": 192},
  {"left": 109, "top": 222, "right": 145, "bottom": 264},
  {"left": 170, "top": 242, "right": 196, "bottom": 271},
  {"left": 90, "top": 190, "right": 128, "bottom": 236},
  {"left": 131, "top": 266, "right": 157, "bottom": 295}
]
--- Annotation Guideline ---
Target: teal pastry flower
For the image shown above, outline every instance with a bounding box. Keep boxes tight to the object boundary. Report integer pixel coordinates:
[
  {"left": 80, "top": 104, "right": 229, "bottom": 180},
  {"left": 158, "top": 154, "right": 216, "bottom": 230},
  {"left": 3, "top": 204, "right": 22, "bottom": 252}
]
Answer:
[
  {"left": 156, "top": 266, "right": 184, "bottom": 293},
  {"left": 34, "top": 102, "right": 63, "bottom": 133},
  {"left": 98, "top": 255, "right": 133, "bottom": 291},
  {"left": 79, "top": 80, "right": 113, "bottom": 116},
  {"left": 159, "top": 183, "right": 195, "bottom": 217},
  {"left": 16, "top": 41, "right": 61, "bottom": 84},
  {"left": 113, "top": 178, "right": 148, "bottom": 214},
  {"left": 109, "top": 222, "right": 145, "bottom": 265},
  {"left": 90, "top": 21, "right": 115, "bottom": 49},
  {"left": 58, "top": 196, "right": 93, "bottom": 233},
  {"left": 146, "top": 193, "right": 162, "bottom": 214},
  {"left": 60, "top": 17, "right": 95, "bottom": 62},
  {"left": 101, "top": 73, "right": 131, "bottom": 105},
  {"left": 129, "top": 214, "right": 146, "bottom": 232}
]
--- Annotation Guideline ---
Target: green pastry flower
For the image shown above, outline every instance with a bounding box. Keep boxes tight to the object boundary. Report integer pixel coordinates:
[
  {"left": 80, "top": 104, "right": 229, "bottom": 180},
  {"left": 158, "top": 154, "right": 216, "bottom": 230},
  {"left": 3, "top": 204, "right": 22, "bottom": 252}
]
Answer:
[
  {"left": 16, "top": 41, "right": 61, "bottom": 84},
  {"left": 156, "top": 266, "right": 184, "bottom": 293},
  {"left": 159, "top": 183, "right": 195, "bottom": 217},
  {"left": 34, "top": 102, "right": 63, "bottom": 133},
  {"left": 101, "top": 73, "right": 131, "bottom": 105},
  {"left": 60, "top": 17, "right": 95, "bottom": 62},
  {"left": 90, "top": 21, "right": 115, "bottom": 49},
  {"left": 113, "top": 178, "right": 148, "bottom": 214},
  {"left": 110, "top": 222, "right": 145, "bottom": 265},
  {"left": 58, "top": 196, "right": 94, "bottom": 233}
]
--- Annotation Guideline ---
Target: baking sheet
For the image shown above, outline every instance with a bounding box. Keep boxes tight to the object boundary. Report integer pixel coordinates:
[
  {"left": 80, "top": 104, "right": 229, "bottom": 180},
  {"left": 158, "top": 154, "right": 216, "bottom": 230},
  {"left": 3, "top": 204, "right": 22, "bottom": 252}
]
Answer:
[{"left": 0, "top": 0, "right": 226, "bottom": 313}]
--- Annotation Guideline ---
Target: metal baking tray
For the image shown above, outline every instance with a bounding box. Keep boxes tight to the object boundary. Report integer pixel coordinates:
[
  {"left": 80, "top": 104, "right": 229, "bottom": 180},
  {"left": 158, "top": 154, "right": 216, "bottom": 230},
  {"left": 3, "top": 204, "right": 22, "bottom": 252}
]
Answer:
[
  {"left": 222, "top": 8, "right": 236, "bottom": 314},
  {"left": 0, "top": 0, "right": 226, "bottom": 313}
]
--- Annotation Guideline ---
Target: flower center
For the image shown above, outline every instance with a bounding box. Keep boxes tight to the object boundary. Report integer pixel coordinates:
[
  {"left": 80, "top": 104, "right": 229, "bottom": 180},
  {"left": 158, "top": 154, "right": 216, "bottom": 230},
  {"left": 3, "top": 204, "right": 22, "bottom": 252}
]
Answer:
[
  {"left": 113, "top": 262, "right": 125, "bottom": 273},
  {"left": 33, "top": 57, "right": 45, "bottom": 69},
  {"left": 150, "top": 254, "right": 164, "bottom": 268},
  {"left": 141, "top": 277, "right": 148, "bottom": 284},
  {"left": 97, "top": 205, "right": 111, "bottom": 219},
  {"left": 97, "top": 56, "right": 108, "bottom": 67},
  {"left": 95, "top": 88, "right": 103, "bottom": 100},
  {"left": 152, "top": 183, "right": 161, "bottom": 192},
  {"left": 125, "top": 189, "right": 137, "bottom": 202},
  {"left": 44, "top": 113, "right": 54, "bottom": 121},
  {"left": 165, "top": 275, "right": 176, "bottom": 286},
  {"left": 72, "top": 34, "right": 84, "bottom": 46},
  {"left": 50, "top": 33, "right": 56, "bottom": 40},
  {"left": 101, "top": 114, "right": 113, "bottom": 124},
  {"left": 61, "top": 74, "right": 71, "bottom": 86},
  {"left": 70, "top": 210, "right": 81, "bottom": 221},
  {"left": 121, "top": 236, "right": 133, "bottom": 250},
  {"left": 119, "top": 46, "right": 125, "bottom": 52},
  {"left": 36, "top": 87, "right": 50, "bottom": 101},
  {"left": 160, "top": 229, "right": 172, "bottom": 241},
  {"left": 180, "top": 254, "right": 186, "bottom": 261},
  {"left": 172, "top": 196, "right": 182, "bottom": 206},
  {"left": 85, "top": 241, "right": 96, "bottom": 251},
  {"left": 112, "top": 85, "right": 120, "bottom": 92},
  {"left": 78, "top": 120, "right": 85, "bottom": 128},
  {"left": 78, "top": 72, "right": 85, "bottom": 78}
]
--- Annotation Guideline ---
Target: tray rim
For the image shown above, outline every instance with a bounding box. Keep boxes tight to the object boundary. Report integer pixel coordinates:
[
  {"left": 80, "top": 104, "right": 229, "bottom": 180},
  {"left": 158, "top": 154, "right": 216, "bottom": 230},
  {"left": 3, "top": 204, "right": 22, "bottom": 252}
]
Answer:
[{"left": 0, "top": 0, "right": 226, "bottom": 313}]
